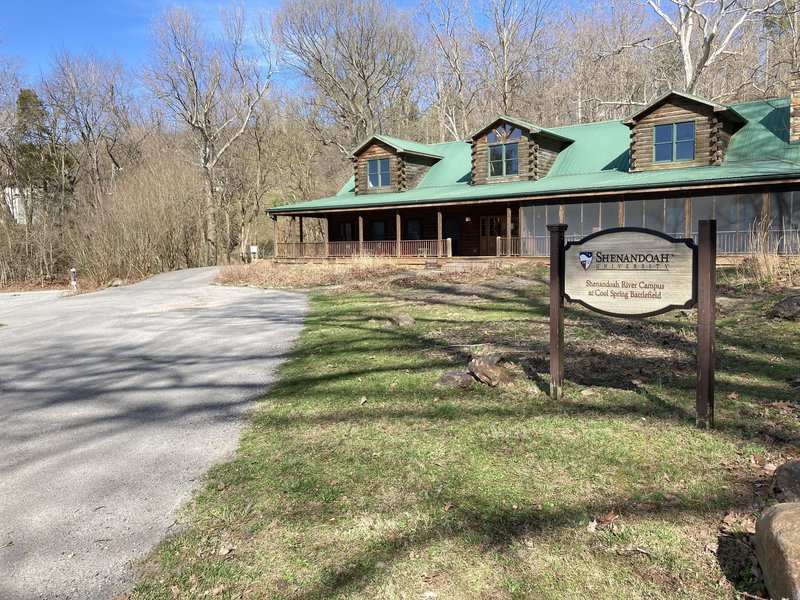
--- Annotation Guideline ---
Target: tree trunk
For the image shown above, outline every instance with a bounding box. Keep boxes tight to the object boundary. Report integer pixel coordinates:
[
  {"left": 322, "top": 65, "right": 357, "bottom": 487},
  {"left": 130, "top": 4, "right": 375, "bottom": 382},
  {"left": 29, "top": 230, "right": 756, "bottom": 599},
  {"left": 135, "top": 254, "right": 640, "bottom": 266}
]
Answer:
[{"left": 202, "top": 169, "right": 217, "bottom": 266}]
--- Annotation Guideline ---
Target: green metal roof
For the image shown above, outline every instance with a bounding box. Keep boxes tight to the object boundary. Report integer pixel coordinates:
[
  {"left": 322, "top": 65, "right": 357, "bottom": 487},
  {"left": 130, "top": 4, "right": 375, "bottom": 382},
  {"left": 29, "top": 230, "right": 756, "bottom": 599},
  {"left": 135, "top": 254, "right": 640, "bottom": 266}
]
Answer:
[
  {"left": 352, "top": 134, "right": 444, "bottom": 159},
  {"left": 269, "top": 97, "right": 800, "bottom": 215}
]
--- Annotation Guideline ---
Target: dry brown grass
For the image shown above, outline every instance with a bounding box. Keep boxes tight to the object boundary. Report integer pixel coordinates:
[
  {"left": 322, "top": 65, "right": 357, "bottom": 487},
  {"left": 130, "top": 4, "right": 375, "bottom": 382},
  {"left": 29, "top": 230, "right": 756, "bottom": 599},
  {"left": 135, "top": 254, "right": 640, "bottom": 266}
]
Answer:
[
  {"left": 216, "top": 258, "right": 409, "bottom": 289},
  {"left": 732, "top": 226, "right": 800, "bottom": 288}
]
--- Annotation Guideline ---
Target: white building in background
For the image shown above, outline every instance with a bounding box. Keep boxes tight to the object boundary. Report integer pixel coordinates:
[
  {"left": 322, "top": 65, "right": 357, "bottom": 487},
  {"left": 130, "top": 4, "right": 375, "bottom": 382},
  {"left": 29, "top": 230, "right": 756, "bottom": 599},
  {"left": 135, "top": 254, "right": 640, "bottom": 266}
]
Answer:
[{"left": 3, "top": 187, "right": 27, "bottom": 224}]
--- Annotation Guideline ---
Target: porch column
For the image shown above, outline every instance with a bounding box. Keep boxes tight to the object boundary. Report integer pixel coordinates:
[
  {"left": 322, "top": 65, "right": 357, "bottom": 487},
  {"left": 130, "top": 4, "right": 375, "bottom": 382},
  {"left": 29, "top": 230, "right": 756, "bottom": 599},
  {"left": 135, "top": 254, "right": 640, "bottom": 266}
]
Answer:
[
  {"left": 358, "top": 215, "right": 364, "bottom": 256},
  {"left": 322, "top": 215, "right": 329, "bottom": 257},
  {"left": 518, "top": 205, "right": 524, "bottom": 256},
  {"left": 506, "top": 205, "right": 512, "bottom": 257},
  {"left": 271, "top": 215, "right": 278, "bottom": 258},
  {"left": 395, "top": 210, "right": 401, "bottom": 257},
  {"left": 685, "top": 196, "right": 693, "bottom": 237},
  {"left": 437, "top": 210, "right": 443, "bottom": 257},
  {"left": 299, "top": 217, "right": 304, "bottom": 243}
]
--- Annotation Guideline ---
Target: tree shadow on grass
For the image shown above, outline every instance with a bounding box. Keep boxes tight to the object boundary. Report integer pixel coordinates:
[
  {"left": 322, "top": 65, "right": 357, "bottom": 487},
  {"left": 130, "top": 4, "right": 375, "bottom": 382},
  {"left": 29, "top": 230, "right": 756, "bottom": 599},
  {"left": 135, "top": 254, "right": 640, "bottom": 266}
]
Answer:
[{"left": 241, "top": 279, "right": 798, "bottom": 597}]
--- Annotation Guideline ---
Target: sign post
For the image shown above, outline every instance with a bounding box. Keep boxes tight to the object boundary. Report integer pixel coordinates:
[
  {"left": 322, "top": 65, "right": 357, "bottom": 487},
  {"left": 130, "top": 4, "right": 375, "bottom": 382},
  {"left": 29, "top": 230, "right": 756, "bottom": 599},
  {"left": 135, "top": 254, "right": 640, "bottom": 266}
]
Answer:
[
  {"left": 547, "top": 224, "right": 567, "bottom": 400},
  {"left": 696, "top": 220, "right": 716, "bottom": 428},
  {"left": 548, "top": 222, "right": 716, "bottom": 428}
]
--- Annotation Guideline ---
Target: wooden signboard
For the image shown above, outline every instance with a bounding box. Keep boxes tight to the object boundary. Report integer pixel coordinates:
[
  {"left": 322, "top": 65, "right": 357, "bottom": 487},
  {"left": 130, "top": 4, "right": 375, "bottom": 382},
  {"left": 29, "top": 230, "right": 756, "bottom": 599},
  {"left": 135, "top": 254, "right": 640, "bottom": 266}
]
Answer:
[
  {"left": 563, "top": 229, "right": 696, "bottom": 317},
  {"left": 548, "top": 222, "right": 717, "bottom": 428}
]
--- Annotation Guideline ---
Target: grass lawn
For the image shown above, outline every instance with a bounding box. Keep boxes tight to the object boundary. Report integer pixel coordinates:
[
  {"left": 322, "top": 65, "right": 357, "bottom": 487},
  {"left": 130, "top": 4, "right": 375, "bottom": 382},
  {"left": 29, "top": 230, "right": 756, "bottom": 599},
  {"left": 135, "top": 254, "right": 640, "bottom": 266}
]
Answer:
[{"left": 133, "top": 265, "right": 799, "bottom": 599}]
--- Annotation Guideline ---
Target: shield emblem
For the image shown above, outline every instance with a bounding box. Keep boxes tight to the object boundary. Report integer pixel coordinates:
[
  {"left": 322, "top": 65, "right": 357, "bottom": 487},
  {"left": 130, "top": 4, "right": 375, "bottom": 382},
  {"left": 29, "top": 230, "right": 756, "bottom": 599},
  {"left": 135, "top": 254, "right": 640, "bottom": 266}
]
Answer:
[{"left": 579, "top": 251, "right": 593, "bottom": 270}]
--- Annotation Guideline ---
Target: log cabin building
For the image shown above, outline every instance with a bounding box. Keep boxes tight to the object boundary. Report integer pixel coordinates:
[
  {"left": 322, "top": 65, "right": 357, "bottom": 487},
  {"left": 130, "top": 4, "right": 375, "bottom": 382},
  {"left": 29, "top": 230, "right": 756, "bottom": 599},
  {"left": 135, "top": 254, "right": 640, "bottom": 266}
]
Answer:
[{"left": 267, "top": 87, "right": 800, "bottom": 261}]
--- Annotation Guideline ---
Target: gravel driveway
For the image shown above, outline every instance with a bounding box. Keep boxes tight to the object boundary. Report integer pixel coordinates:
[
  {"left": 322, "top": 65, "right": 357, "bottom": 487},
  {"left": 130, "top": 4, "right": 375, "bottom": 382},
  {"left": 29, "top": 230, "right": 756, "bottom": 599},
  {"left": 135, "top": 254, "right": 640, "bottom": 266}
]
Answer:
[{"left": 0, "top": 268, "right": 308, "bottom": 599}]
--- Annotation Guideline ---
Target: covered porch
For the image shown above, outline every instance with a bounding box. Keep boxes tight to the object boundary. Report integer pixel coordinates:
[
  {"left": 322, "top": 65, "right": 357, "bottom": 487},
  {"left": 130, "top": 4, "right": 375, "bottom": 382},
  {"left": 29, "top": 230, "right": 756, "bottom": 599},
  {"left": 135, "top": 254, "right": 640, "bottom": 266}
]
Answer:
[
  {"left": 272, "top": 203, "right": 533, "bottom": 259},
  {"left": 270, "top": 188, "right": 800, "bottom": 260}
]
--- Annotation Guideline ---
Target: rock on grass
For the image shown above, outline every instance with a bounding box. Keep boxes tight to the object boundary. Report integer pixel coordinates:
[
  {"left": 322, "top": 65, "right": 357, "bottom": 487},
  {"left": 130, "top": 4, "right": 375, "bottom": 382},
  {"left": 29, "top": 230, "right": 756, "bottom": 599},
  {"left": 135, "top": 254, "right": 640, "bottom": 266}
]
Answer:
[
  {"left": 774, "top": 461, "right": 800, "bottom": 503},
  {"left": 468, "top": 357, "right": 512, "bottom": 387},
  {"left": 755, "top": 503, "right": 800, "bottom": 600},
  {"left": 436, "top": 370, "right": 475, "bottom": 389},
  {"left": 769, "top": 295, "right": 800, "bottom": 321}
]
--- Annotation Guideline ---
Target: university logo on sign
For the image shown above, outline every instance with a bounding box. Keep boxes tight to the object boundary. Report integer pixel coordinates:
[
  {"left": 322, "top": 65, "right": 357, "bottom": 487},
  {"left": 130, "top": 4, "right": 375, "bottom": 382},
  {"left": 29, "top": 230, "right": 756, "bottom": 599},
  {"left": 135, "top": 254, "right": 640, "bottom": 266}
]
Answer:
[{"left": 579, "top": 251, "right": 593, "bottom": 270}]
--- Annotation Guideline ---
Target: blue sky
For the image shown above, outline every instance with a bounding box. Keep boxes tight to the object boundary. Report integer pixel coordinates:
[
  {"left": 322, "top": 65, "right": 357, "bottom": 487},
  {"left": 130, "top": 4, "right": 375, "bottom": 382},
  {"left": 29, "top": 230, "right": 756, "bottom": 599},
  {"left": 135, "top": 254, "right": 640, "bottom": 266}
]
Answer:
[{"left": 1, "top": 0, "right": 282, "bottom": 80}]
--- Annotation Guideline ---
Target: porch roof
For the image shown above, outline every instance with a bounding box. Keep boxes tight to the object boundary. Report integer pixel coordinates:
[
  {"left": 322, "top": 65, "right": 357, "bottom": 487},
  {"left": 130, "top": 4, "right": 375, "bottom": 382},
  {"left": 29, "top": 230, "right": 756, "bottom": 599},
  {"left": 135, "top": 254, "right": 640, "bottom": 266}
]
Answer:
[{"left": 268, "top": 98, "right": 800, "bottom": 216}]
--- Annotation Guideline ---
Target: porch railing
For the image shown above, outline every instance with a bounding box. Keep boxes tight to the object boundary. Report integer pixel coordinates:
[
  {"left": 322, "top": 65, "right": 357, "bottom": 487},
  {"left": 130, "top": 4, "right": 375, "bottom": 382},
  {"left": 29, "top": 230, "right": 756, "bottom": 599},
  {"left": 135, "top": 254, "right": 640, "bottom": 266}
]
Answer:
[
  {"left": 275, "top": 242, "right": 328, "bottom": 258},
  {"left": 328, "top": 241, "right": 360, "bottom": 257},
  {"left": 275, "top": 239, "right": 452, "bottom": 259},
  {"left": 692, "top": 229, "right": 800, "bottom": 255}
]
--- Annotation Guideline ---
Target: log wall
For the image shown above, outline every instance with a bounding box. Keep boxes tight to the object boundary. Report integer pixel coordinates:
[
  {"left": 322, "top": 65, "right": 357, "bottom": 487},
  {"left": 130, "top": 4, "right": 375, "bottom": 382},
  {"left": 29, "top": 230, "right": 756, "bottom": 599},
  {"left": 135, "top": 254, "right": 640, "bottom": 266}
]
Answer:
[
  {"left": 471, "top": 131, "right": 535, "bottom": 185},
  {"left": 353, "top": 141, "right": 401, "bottom": 194},
  {"left": 629, "top": 98, "right": 714, "bottom": 171}
]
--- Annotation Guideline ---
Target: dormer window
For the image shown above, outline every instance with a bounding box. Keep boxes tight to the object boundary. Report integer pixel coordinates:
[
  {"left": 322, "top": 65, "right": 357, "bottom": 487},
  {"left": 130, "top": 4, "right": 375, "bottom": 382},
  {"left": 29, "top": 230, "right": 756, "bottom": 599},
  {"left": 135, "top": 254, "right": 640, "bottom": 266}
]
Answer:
[
  {"left": 487, "top": 124, "right": 522, "bottom": 178},
  {"left": 653, "top": 121, "right": 695, "bottom": 163},
  {"left": 368, "top": 158, "right": 391, "bottom": 188}
]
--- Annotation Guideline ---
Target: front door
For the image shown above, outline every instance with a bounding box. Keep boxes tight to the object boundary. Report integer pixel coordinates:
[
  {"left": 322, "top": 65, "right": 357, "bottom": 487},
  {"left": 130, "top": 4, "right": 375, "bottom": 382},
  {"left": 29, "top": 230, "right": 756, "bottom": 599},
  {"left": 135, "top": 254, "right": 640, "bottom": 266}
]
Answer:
[{"left": 480, "top": 216, "right": 505, "bottom": 255}]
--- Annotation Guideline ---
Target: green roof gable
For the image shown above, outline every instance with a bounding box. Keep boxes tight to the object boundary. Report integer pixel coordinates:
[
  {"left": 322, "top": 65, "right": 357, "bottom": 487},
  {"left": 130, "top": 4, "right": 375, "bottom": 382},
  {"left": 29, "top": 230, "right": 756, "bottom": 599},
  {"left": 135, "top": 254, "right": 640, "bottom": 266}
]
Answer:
[
  {"left": 468, "top": 115, "right": 574, "bottom": 144},
  {"left": 269, "top": 97, "right": 800, "bottom": 216},
  {"left": 351, "top": 134, "right": 444, "bottom": 159}
]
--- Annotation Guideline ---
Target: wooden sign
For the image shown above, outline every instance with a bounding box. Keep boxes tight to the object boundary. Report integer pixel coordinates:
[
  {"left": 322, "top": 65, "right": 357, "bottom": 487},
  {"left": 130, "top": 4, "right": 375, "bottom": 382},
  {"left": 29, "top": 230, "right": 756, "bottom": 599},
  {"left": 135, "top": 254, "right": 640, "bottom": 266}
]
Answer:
[
  {"left": 547, "top": 222, "right": 717, "bottom": 429},
  {"left": 563, "top": 229, "right": 696, "bottom": 317}
]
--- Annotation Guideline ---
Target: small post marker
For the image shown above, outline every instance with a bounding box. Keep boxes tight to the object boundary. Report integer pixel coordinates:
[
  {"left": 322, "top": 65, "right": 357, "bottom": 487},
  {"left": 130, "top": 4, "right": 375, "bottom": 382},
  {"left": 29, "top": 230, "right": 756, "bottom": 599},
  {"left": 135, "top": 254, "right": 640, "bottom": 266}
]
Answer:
[
  {"left": 69, "top": 267, "right": 77, "bottom": 292},
  {"left": 547, "top": 224, "right": 567, "bottom": 401},
  {"left": 696, "top": 220, "right": 716, "bottom": 428}
]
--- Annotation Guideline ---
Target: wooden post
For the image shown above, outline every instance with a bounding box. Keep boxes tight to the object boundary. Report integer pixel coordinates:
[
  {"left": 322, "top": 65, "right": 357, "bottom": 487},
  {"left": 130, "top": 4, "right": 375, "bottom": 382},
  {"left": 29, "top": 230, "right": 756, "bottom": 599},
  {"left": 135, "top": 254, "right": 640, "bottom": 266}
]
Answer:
[
  {"left": 506, "top": 205, "right": 512, "bottom": 256},
  {"left": 696, "top": 219, "right": 716, "bottom": 428},
  {"left": 496, "top": 236, "right": 502, "bottom": 257},
  {"left": 437, "top": 210, "right": 443, "bottom": 257},
  {"left": 446, "top": 238, "right": 452, "bottom": 257},
  {"left": 547, "top": 224, "right": 567, "bottom": 400},
  {"left": 518, "top": 205, "right": 524, "bottom": 255},
  {"left": 395, "top": 210, "right": 401, "bottom": 257},
  {"left": 299, "top": 217, "right": 304, "bottom": 243},
  {"left": 685, "top": 196, "right": 693, "bottom": 237},
  {"left": 272, "top": 216, "right": 278, "bottom": 257},
  {"left": 358, "top": 215, "right": 364, "bottom": 257},
  {"left": 322, "top": 215, "right": 329, "bottom": 257}
]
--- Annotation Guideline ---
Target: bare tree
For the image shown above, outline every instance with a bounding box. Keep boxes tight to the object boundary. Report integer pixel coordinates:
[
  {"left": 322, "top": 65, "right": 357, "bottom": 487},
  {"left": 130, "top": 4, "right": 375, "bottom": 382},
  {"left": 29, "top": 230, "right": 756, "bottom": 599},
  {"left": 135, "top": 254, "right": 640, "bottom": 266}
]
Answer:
[
  {"left": 274, "top": 0, "right": 418, "bottom": 148},
  {"left": 468, "top": 0, "right": 555, "bottom": 116},
  {"left": 645, "top": 0, "right": 782, "bottom": 93},
  {"left": 143, "top": 4, "right": 275, "bottom": 265},
  {"left": 418, "top": 0, "right": 477, "bottom": 139},
  {"left": 42, "top": 51, "right": 134, "bottom": 208}
]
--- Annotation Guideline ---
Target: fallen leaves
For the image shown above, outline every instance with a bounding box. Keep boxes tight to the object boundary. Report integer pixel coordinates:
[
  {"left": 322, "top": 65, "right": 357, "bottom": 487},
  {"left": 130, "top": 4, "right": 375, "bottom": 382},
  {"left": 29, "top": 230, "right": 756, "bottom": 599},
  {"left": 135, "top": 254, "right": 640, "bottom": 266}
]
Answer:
[
  {"left": 720, "top": 511, "right": 756, "bottom": 536},
  {"left": 587, "top": 510, "right": 622, "bottom": 534},
  {"left": 769, "top": 401, "right": 796, "bottom": 414},
  {"left": 749, "top": 454, "right": 779, "bottom": 477}
]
